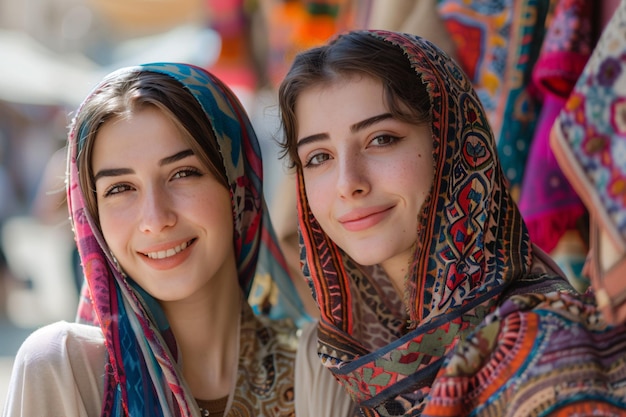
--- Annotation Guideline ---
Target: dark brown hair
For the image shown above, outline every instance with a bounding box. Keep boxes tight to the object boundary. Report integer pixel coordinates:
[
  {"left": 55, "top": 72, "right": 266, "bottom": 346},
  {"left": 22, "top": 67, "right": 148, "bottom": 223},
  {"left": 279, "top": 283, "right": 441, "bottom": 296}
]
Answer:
[{"left": 278, "top": 31, "right": 431, "bottom": 168}]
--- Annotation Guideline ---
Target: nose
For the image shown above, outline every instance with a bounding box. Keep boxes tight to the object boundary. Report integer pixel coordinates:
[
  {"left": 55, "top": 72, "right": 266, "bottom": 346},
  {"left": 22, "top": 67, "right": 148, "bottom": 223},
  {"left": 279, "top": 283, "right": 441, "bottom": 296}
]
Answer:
[
  {"left": 139, "top": 185, "right": 176, "bottom": 233},
  {"left": 336, "top": 151, "right": 370, "bottom": 199}
]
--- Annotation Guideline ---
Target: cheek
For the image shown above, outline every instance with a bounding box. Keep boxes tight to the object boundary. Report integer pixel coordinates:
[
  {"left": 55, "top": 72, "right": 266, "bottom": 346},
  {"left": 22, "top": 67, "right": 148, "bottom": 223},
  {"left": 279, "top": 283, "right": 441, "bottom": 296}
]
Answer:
[
  {"left": 402, "top": 155, "right": 433, "bottom": 196},
  {"left": 303, "top": 177, "right": 330, "bottom": 222},
  {"left": 98, "top": 208, "right": 131, "bottom": 255},
  {"left": 196, "top": 194, "right": 234, "bottom": 236}
]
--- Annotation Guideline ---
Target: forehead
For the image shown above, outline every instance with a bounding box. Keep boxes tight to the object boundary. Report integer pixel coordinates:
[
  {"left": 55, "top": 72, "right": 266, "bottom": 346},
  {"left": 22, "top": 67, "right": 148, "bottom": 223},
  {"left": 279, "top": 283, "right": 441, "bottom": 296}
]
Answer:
[
  {"left": 93, "top": 107, "right": 185, "bottom": 162},
  {"left": 295, "top": 76, "right": 387, "bottom": 134}
]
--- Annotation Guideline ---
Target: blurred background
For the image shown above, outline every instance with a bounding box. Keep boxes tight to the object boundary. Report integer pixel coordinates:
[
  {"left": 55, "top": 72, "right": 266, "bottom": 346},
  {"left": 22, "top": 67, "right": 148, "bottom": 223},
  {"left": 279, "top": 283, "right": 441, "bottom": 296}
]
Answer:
[{"left": 0, "top": 0, "right": 621, "bottom": 410}]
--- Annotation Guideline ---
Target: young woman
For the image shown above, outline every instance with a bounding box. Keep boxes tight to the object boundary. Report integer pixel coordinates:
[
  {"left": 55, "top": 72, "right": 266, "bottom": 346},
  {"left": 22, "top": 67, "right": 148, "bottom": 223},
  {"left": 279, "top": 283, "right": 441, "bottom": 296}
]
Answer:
[
  {"left": 2, "top": 63, "right": 311, "bottom": 416},
  {"left": 280, "top": 30, "right": 626, "bottom": 416}
]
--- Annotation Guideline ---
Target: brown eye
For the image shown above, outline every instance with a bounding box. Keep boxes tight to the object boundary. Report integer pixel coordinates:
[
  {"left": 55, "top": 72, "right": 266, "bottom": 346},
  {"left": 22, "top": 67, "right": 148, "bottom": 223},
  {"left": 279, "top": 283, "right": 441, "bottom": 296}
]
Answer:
[
  {"left": 305, "top": 152, "right": 331, "bottom": 167},
  {"left": 104, "top": 183, "right": 132, "bottom": 197},
  {"left": 370, "top": 135, "right": 400, "bottom": 147},
  {"left": 172, "top": 168, "right": 202, "bottom": 180}
]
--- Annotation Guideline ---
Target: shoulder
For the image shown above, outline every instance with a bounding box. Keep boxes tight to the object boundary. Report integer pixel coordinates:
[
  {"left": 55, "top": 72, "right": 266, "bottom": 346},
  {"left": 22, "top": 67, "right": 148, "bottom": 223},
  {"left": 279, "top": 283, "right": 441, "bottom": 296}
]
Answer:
[
  {"left": 443, "top": 288, "right": 620, "bottom": 376},
  {"left": 295, "top": 320, "right": 321, "bottom": 384},
  {"left": 469, "top": 289, "right": 619, "bottom": 361},
  {"left": 16, "top": 320, "right": 105, "bottom": 364},
  {"left": 13, "top": 320, "right": 107, "bottom": 386},
  {"left": 426, "top": 290, "right": 626, "bottom": 414},
  {"left": 296, "top": 320, "right": 318, "bottom": 363},
  {"left": 294, "top": 321, "right": 357, "bottom": 417},
  {"left": 233, "top": 307, "right": 299, "bottom": 413},
  {"left": 5, "top": 321, "right": 107, "bottom": 417}
]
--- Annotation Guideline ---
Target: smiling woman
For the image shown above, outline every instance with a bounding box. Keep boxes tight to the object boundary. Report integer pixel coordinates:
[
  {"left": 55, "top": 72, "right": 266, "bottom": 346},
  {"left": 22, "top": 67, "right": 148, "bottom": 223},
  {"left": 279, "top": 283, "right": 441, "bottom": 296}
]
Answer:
[
  {"left": 294, "top": 76, "right": 434, "bottom": 293},
  {"left": 279, "top": 30, "right": 626, "bottom": 416},
  {"left": 91, "top": 107, "right": 235, "bottom": 303},
  {"left": 1, "top": 63, "right": 317, "bottom": 417}
]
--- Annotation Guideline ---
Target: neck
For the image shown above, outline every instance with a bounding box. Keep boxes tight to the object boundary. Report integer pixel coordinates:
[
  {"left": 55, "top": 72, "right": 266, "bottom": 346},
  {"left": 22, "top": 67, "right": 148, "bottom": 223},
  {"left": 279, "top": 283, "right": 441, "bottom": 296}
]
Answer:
[
  {"left": 381, "top": 246, "right": 415, "bottom": 298},
  {"left": 162, "top": 261, "right": 242, "bottom": 400}
]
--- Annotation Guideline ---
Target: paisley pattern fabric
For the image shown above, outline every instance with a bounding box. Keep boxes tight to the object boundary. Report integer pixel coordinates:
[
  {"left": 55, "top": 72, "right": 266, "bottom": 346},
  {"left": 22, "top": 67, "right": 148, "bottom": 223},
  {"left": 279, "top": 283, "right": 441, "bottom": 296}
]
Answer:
[
  {"left": 67, "top": 63, "right": 306, "bottom": 416},
  {"left": 551, "top": 0, "right": 626, "bottom": 325},
  {"left": 424, "top": 289, "right": 626, "bottom": 416},
  {"left": 296, "top": 30, "right": 626, "bottom": 416}
]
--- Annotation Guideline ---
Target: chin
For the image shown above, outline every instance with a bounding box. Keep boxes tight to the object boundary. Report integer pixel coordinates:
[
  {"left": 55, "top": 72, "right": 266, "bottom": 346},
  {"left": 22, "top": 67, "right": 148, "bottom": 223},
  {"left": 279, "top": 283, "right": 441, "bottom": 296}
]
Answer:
[{"left": 344, "top": 250, "right": 386, "bottom": 267}]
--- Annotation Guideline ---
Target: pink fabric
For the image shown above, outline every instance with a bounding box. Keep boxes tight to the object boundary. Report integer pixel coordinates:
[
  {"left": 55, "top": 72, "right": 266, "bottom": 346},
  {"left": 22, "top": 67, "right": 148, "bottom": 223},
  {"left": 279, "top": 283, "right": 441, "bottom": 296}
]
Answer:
[
  {"left": 551, "top": 0, "right": 626, "bottom": 324},
  {"left": 518, "top": 0, "right": 595, "bottom": 253}
]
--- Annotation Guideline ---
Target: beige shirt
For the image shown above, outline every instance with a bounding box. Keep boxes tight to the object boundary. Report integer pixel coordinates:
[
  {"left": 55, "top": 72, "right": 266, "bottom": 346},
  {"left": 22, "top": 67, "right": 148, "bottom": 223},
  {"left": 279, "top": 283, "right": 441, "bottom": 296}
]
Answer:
[
  {"left": 3, "top": 320, "right": 355, "bottom": 417},
  {"left": 2, "top": 321, "right": 106, "bottom": 417},
  {"left": 294, "top": 322, "right": 356, "bottom": 417}
]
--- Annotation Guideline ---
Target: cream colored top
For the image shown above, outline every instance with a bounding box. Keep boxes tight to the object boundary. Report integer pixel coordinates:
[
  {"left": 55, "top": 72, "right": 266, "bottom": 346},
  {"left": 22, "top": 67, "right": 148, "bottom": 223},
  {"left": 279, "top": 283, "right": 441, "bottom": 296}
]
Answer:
[
  {"left": 3, "top": 320, "right": 355, "bottom": 416},
  {"left": 2, "top": 321, "right": 106, "bottom": 417},
  {"left": 294, "top": 322, "right": 356, "bottom": 416}
]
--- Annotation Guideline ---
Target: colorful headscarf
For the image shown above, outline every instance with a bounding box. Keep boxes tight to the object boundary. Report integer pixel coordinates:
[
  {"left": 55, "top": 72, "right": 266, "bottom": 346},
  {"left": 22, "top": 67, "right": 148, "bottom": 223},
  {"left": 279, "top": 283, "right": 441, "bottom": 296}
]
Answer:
[
  {"left": 67, "top": 63, "right": 307, "bottom": 416},
  {"left": 296, "top": 30, "right": 626, "bottom": 415},
  {"left": 551, "top": 0, "right": 626, "bottom": 325}
]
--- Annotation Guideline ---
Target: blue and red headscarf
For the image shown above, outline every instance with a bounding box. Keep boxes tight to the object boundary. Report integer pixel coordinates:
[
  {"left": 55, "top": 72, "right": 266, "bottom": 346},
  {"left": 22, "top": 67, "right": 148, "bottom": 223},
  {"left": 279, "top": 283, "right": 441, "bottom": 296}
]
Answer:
[{"left": 67, "top": 63, "right": 308, "bottom": 416}]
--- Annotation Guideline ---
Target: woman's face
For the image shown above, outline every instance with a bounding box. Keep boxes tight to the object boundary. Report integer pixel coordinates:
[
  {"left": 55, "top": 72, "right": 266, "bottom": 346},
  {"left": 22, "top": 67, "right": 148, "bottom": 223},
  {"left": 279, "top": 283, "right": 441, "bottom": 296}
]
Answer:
[
  {"left": 91, "top": 106, "right": 236, "bottom": 303},
  {"left": 295, "top": 76, "right": 434, "bottom": 285}
]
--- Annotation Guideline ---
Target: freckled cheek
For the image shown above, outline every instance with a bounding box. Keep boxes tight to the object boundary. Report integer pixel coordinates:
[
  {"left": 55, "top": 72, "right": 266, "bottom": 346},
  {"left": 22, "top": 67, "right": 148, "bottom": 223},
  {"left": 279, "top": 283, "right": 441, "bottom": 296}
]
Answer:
[
  {"left": 394, "top": 159, "right": 433, "bottom": 206},
  {"left": 404, "top": 152, "right": 433, "bottom": 181}
]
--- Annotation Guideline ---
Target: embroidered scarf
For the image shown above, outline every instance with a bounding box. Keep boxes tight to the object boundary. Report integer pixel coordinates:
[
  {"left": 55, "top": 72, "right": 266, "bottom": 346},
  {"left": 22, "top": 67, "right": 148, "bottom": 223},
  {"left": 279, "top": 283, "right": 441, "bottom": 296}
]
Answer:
[
  {"left": 296, "top": 30, "right": 528, "bottom": 413},
  {"left": 294, "top": 30, "right": 619, "bottom": 415},
  {"left": 412, "top": 5, "right": 626, "bottom": 412},
  {"left": 551, "top": 0, "right": 626, "bottom": 325},
  {"left": 67, "top": 63, "right": 306, "bottom": 416}
]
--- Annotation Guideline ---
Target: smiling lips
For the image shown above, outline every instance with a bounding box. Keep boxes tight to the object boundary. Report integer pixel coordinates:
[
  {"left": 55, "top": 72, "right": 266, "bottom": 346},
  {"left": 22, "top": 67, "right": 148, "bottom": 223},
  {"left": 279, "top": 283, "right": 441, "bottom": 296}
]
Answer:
[
  {"left": 144, "top": 239, "right": 192, "bottom": 259},
  {"left": 139, "top": 239, "right": 196, "bottom": 271},
  {"left": 338, "top": 206, "right": 394, "bottom": 232}
]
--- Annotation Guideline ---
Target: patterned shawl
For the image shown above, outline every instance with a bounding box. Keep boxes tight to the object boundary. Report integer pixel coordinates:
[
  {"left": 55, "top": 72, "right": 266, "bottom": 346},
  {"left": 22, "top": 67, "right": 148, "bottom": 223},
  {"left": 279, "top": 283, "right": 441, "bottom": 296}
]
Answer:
[
  {"left": 551, "top": 0, "right": 626, "bottom": 325},
  {"left": 297, "top": 31, "right": 626, "bottom": 416},
  {"left": 67, "top": 63, "right": 306, "bottom": 416}
]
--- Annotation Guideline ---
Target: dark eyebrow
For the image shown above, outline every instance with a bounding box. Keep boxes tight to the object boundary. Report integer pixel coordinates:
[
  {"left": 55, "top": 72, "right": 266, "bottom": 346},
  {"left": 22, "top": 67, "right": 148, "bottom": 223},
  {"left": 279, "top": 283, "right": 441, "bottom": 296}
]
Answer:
[
  {"left": 350, "top": 113, "right": 393, "bottom": 133},
  {"left": 296, "top": 113, "right": 394, "bottom": 149},
  {"left": 159, "top": 149, "right": 194, "bottom": 166},
  {"left": 93, "top": 168, "right": 133, "bottom": 182},
  {"left": 94, "top": 149, "right": 195, "bottom": 182}
]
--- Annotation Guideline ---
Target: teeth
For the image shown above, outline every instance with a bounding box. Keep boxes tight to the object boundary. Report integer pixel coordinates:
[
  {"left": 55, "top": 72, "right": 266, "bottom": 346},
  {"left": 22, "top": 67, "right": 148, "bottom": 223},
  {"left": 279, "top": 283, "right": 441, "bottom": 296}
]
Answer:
[{"left": 146, "top": 241, "right": 189, "bottom": 259}]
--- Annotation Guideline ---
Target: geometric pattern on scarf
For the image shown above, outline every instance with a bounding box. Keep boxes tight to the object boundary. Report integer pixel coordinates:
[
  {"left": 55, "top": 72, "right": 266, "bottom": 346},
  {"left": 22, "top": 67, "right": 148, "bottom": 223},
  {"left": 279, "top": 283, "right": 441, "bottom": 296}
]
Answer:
[
  {"left": 551, "top": 0, "right": 626, "bottom": 324},
  {"left": 296, "top": 30, "right": 533, "bottom": 414},
  {"left": 67, "top": 63, "right": 305, "bottom": 416},
  {"left": 422, "top": 286, "right": 626, "bottom": 416}
]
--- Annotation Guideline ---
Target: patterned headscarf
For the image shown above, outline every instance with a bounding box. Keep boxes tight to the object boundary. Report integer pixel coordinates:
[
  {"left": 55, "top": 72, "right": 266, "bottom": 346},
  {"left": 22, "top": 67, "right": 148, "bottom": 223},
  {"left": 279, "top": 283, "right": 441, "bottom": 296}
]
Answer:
[
  {"left": 295, "top": 30, "right": 573, "bottom": 415},
  {"left": 67, "top": 63, "right": 307, "bottom": 416},
  {"left": 551, "top": 0, "right": 626, "bottom": 325}
]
